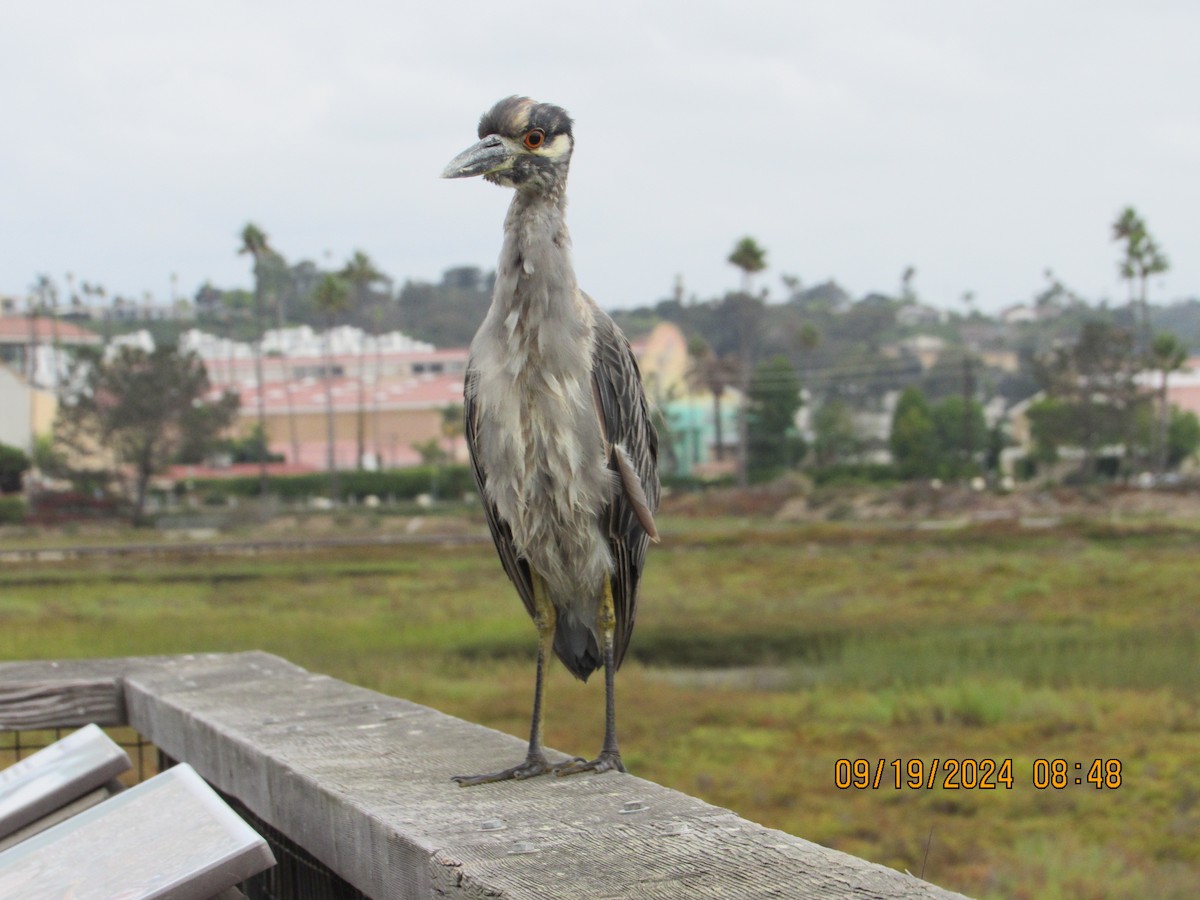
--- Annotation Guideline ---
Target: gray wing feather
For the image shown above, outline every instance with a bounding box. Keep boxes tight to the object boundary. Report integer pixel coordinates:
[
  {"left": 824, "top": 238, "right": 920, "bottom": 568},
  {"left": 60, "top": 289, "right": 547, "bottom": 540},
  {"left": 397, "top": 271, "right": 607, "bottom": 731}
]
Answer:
[
  {"left": 590, "top": 310, "right": 660, "bottom": 670},
  {"left": 464, "top": 365, "right": 537, "bottom": 622}
]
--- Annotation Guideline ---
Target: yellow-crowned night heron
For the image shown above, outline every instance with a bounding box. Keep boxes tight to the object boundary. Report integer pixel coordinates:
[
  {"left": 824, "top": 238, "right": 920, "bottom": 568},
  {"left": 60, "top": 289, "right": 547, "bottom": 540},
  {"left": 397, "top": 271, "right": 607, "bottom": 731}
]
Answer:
[{"left": 443, "top": 96, "right": 659, "bottom": 785}]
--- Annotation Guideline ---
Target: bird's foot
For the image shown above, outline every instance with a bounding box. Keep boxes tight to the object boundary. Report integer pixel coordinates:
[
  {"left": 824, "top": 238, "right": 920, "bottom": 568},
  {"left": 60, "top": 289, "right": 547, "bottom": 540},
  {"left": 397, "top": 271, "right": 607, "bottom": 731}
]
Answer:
[
  {"left": 452, "top": 751, "right": 571, "bottom": 787},
  {"left": 554, "top": 749, "right": 626, "bottom": 778}
]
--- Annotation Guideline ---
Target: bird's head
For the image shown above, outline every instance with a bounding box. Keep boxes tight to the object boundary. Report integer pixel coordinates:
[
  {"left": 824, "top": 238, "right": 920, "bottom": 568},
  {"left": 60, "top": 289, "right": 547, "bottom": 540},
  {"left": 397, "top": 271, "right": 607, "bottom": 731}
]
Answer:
[{"left": 442, "top": 96, "right": 574, "bottom": 194}]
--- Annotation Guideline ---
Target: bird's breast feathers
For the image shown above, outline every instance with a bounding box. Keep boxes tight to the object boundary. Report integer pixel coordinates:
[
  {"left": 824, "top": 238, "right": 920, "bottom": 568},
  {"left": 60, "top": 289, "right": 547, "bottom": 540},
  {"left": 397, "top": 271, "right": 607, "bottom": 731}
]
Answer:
[
  {"left": 470, "top": 350, "right": 616, "bottom": 601},
  {"left": 473, "top": 359, "right": 606, "bottom": 505}
]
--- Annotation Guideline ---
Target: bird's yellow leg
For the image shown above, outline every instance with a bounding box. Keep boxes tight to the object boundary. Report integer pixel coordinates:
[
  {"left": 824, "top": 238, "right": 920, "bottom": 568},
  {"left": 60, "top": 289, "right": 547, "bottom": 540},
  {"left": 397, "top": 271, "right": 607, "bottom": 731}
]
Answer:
[
  {"left": 555, "top": 578, "right": 627, "bottom": 777},
  {"left": 452, "top": 572, "right": 564, "bottom": 786},
  {"left": 526, "top": 573, "right": 556, "bottom": 756}
]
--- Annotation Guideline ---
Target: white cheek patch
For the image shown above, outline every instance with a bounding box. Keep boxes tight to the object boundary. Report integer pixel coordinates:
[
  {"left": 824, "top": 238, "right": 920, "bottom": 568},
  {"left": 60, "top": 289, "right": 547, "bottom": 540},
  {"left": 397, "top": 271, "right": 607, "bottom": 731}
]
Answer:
[{"left": 538, "top": 133, "right": 572, "bottom": 161}]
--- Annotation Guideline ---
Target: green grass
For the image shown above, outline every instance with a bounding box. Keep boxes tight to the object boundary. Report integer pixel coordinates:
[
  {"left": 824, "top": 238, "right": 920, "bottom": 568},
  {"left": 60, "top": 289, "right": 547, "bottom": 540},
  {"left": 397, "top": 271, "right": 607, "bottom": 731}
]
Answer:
[{"left": 1, "top": 519, "right": 1198, "bottom": 898}]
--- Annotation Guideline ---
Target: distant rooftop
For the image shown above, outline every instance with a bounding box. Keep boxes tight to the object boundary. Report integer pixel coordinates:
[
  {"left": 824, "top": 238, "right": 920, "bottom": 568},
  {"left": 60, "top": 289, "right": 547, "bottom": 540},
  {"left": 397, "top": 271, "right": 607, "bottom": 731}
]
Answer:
[{"left": 0, "top": 316, "right": 102, "bottom": 345}]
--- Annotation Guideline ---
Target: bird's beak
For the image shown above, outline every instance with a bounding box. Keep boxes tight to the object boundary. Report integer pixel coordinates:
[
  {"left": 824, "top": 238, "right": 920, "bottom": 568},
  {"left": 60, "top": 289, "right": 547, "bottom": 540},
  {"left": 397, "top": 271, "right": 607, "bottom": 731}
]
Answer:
[{"left": 441, "top": 135, "right": 516, "bottom": 179}]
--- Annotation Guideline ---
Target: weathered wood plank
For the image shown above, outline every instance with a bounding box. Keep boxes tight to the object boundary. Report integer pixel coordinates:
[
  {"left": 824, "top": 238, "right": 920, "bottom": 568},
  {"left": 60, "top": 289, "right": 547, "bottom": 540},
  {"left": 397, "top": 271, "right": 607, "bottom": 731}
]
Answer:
[
  {"left": 0, "top": 679, "right": 125, "bottom": 730},
  {"left": 0, "top": 654, "right": 972, "bottom": 899},
  {"left": 0, "top": 654, "right": 219, "bottom": 730},
  {"left": 0, "top": 784, "right": 118, "bottom": 852},
  {"left": 0, "top": 723, "right": 130, "bottom": 838},
  {"left": 0, "top": 763, "right": 276, "bottom": 899}
]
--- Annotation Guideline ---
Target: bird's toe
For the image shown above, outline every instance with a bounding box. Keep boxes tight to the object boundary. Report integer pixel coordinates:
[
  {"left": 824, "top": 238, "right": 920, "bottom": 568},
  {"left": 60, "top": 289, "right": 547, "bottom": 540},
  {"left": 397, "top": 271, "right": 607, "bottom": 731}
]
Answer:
[
  {"left": 554, "top": 750, "right": 625, "bottom": 778},
  {"left": 452, "top": 753, "right": 557, "bottom": 786}
]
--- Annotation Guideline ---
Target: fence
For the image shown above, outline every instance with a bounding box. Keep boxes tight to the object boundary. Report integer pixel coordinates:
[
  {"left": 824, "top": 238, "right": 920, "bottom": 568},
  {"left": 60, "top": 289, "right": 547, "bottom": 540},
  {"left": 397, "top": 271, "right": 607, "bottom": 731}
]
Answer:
[{"left": 0, "top": 652, "right": 969, "bottom": 899}]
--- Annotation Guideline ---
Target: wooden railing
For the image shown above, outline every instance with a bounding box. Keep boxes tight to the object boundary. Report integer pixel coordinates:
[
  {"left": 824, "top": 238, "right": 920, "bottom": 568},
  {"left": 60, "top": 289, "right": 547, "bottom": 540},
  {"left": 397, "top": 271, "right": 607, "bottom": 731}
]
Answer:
[{"left": 0, "top": 652, "right": 969, "bottom": 899}]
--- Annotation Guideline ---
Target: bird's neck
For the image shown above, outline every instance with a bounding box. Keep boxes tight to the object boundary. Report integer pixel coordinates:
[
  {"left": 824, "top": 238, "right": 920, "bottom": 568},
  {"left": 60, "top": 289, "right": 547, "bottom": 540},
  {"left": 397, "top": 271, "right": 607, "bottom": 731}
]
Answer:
[
  {"left": 492, "top": 191, "right": 592, "bottom": 350},
  {"left": 480, "top": 193, "right": 592, "bottom": 381}
]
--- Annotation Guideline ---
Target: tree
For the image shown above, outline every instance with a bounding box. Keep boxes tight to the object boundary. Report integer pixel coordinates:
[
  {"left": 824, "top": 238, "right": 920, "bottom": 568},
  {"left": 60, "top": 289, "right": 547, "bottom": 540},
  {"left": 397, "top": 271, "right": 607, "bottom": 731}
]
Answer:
[
  {"left": 419, "top": 403, "right": 465, "bottom": 499},
  {"left": 272, "top": 330, "right": 301, "bottom": 466},
  {"left": 1112, "top": 207, "right": 1170, "bottom": 349},
  {"left": 1167, "top": 409, "right": 1200, "bottom": 468},
  {"left": 412, "top": 438, "right": 448, "bottom": 465},
  {"left": 32, "top": 274, "right": 64, "bottom": 391},
  {"left": 340, "top": 250, "right": 386, "bottom": 470},
  {"left": 1146, "top": 332, "right": 1190, "bottom": 473},
  {"left": 724, "top": 238, "right": 769, "bottom": 486},
  {"left": 396, "top": 272, "right": 491, "bottom": 347},
  {"left": 746, "top": 355, "right": 804, "bottom": 479},
  {"left": 201, "top": 425, "right": 284, "bottom": 466},
  {"left": 728, "top": 236, "right": 767, "bottom": 295},
  {"left": 890, "top": 387, "right": 939, "bottom": 478},
  {"left": 930, "top": 395, "right": 987, "bottom": 478},
  {"left": 1030, "top": 321, "right": 1144, "bottom": 478},
  {"left": 686, "top": 338, "right": 741, "bottom": 464},
  {"left": 900, "top": 265, "right": 917, "bottom": 303},
  {"left": 440, "top": 403, "right": 464, "bottom": 461},
  {"left": 812, "top": 399, "right": 861, "bottom": 467},
  {"left": 54, "top": 346, "right": 238, "bottom": 520},
  {"left": 239, "top": 222, "right": 274, "bottom": 495},
  {"left": 0, "top": 442, "right": 30, "bottom": 494},
  {"left": 313, "top": 274, "right": 351, "bottom": 500}
]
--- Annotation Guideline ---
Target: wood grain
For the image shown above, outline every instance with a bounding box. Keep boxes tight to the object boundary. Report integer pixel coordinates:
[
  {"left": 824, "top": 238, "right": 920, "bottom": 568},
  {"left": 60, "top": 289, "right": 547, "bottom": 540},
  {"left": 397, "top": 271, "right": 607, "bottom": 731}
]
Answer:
[{"left": 0, "top": 653, "right": 971, "bottom": 899}]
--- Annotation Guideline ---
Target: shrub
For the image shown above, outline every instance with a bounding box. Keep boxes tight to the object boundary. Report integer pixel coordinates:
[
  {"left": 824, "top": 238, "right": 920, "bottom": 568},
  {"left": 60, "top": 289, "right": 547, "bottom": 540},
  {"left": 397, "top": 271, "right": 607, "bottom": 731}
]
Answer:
[
  {"left": 810, "top": 463, "right": 899, "bottom": 487},
  {"left": 187, "top": 466, "right": 476, "bottom": 503},
  {"left": 0, "top": 496, "right": 27, "bottom": 524},
  {"left": 0, "top": 442, "right": 30, "bottom": 494}
]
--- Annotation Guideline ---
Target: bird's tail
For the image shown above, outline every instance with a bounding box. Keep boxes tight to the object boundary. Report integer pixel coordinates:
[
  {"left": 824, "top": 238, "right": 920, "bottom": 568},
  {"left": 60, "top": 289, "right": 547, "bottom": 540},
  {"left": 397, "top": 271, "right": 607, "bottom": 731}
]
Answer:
[{"left": 553, "top": 609, "right": 602, "bottom": 682}]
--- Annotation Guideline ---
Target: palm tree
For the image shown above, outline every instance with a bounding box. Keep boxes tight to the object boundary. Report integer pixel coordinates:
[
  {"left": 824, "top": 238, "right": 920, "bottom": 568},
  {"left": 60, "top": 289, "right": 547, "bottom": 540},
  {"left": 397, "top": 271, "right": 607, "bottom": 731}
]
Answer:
[
  {"left": 239, "top": 222, "right": 273, "bottom": 495},
  {"left": 370, "top": 306, "right": 387, "bottom": 467},
  {"left": 440, "top": 403, "right": 464, "bottom": 462},
  {"left": 313, "top": 274, "right": 351, "bottom": 501},
  {"left": 24, "top": 285, "right": 44, "bottom": 445},
  {"left": 269, "top": 292, "right": 301, "bottom": 465},
  {"left": 1147, "top": 332, "right": 1190, "bottom": 474},
  {"left": 686, "top": 338, "right": 741, "bottom": 464},
  {"left": 54, "top": 273, "right": 69, "bottom": 362},
  {"left": 961, "top": 289, "right": 977, "bottom": 319},
  {"left": 93, "top": 284, "right": 110, "bottom": 341},
  {"left": 726, "top": 238, "right": 768, "bottom": 485},
  {"left": 340, "top": 250, "right": 385, "bottom": 469},
  {"left": 728, "top": 236, "right": 767, "bottom": 294},
  {"left": 425, "top": 403, "right": 466, "bottom": 500},
  {"left": 1112, "top": 207, "right": 1170, "bottom": 350},
  {"left": 900, "top": 265, "right": 917, "bottom": 303},
  {"left": 30, "top": 273, "right": 61, "bottom": 388}
]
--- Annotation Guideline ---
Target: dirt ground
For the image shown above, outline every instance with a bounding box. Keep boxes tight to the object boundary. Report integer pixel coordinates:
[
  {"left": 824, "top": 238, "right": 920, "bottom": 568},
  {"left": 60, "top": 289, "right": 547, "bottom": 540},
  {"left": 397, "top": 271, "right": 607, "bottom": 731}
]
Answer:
[{"left": 662, "top": 478, "right": 1200, "bottom": 524}]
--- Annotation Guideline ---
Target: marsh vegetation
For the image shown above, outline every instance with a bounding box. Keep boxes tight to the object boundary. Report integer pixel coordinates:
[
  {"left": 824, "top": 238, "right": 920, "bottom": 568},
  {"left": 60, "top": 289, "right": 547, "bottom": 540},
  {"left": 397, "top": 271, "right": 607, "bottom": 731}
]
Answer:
[{"left": 1, "top": 517, "right": 1197, "bottom": 898}]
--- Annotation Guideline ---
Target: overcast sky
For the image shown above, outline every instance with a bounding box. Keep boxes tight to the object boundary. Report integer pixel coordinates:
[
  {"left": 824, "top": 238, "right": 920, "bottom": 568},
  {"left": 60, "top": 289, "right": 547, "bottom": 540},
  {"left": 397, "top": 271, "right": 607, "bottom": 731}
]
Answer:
[{"left": 4, "top": 1, "right": 1198, "bottom": 317}]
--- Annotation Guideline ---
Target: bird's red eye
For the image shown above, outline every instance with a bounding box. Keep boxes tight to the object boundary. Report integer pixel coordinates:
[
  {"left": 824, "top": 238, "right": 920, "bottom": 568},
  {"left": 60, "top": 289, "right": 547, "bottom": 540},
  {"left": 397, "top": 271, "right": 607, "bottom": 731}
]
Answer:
[{"left": 523, "top": 129, "right": 546, "bottom": 150}]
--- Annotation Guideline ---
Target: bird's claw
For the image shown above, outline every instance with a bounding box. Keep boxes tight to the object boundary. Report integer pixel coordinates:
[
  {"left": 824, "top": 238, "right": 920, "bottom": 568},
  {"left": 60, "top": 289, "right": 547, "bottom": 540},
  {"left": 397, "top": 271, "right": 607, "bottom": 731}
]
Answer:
[
  {"left": 554, "top": 750, "right": 625, "bottom": 777},
  {"left": 452, "top": 753, "right": 558, "bottom": 786}
]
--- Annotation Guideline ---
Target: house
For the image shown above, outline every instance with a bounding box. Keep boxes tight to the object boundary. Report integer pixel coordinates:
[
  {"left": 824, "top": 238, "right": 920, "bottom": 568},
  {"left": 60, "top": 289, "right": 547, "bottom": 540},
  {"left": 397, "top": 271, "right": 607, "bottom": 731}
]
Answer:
[
  {"left": 0, "top": 364, "right": 50, "bottom": 452},
  {"left": 219, "top": 372, "right": 469, "bottom": 470},
  {"left": 897, "top": 334, "right": 946, "bottom": 371},
  {"left": 631, "top": 321, "right": 741, "bottom": 477},
  {"left": 999, "top": 304, "right": 1037, "bottom": 324},
  {"left": 976, "top": 348, "right": 1021, "bottom": 373},
  {"left": 0, "top": 316, "right": 103, "bottom": 389},
  {"left": 896, "top": 303, "right": 946, "bottom": 328},
  {"left": 0, "top": 317, "right": 102, "bottom": 453},
  {"left": 1138, "top": 356, "right": 1200, "bottom": 419}
]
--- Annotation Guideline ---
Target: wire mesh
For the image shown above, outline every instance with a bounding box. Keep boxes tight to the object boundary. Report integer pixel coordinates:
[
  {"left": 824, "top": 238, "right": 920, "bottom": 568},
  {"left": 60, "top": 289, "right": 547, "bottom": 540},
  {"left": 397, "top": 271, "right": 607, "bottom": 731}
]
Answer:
[
  {"left": 0, "top": 726, "right": 160, "bottom": 786},
  {"left": 224, "top": 798, "right": 371, "bottom": 900},
  {"left": 156, "top": 751, "right": 371, "bottom": 900}
]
